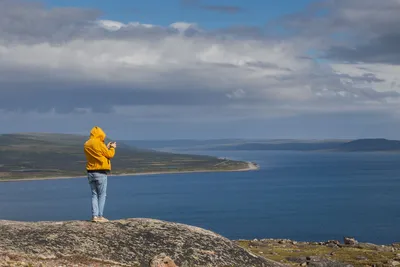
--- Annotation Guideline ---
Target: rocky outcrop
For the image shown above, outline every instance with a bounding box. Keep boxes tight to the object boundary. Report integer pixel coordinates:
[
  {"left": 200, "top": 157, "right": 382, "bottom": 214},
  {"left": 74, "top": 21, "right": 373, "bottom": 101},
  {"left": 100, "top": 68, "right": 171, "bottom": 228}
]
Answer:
[
  {"left": 0, "top": 218, "right": 285, "bottom": 267},
  {"left": 286, "top": 256, "right": 353, "bottom": 267},
  {"left": 236, "top": 238, "right": 400, "bottom": 267},
  {"left": 149, "top": 253, "right": 177, "bottom": 267},
  {"left": 343, "top": 237, "right": 358, "bottom": 246}
]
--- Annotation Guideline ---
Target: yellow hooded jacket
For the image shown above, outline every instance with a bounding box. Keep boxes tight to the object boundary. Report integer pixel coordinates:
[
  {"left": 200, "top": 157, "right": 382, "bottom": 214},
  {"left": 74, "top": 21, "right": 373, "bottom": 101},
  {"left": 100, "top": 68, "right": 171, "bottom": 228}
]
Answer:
[{"left": 84, "top": 126, "right": 115, "bottom": 171}]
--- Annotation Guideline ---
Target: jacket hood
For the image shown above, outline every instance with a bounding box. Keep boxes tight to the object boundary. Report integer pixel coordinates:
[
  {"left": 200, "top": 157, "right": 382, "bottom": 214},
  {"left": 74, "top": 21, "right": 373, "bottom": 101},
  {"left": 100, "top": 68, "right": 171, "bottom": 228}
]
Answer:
[{"left": 90, "top": 126, "right": 106, "bottom": 141}]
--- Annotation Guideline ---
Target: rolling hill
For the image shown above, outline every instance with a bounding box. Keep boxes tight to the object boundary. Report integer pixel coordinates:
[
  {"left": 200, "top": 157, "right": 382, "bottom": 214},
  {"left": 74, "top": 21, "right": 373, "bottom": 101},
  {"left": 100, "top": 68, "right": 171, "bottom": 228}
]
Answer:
[
  {"left": 204, "top": 141, "right": 345, "bottom": 151},
  {"left": 123, "top": 138, "right": 400, "bottom": 152},
  {"left": 201, "top": 139, "right": 400, "bottom": 152},
  {"left": 338, "top": 138, "right": 400, "bottom": 152},
  {"left": 0, "top": 133, "right": 249, "bottom": 180}
]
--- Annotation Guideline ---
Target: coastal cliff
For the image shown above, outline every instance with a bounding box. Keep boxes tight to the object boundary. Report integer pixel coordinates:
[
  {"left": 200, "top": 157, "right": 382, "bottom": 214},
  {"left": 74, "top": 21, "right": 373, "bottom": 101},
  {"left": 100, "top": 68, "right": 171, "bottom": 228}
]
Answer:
[{"left": 0, "top": 218, "right": 282, "bottom": 267}]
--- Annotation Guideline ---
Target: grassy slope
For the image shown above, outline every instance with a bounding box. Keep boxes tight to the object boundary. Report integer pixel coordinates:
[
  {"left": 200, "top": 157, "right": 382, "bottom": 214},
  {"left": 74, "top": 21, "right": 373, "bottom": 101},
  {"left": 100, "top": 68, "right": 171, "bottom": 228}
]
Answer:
[
  {"left": 237, "top": 239, "right": 399, "bottom": 267},
  {"left": 0, "top": 133, "right": 249, "bottom": 180}
]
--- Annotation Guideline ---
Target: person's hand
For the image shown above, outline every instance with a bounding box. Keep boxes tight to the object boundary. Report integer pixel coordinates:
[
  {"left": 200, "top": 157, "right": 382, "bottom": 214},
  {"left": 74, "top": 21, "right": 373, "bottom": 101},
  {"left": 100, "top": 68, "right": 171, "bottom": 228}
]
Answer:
[
  {"left": 110, "top": 142, "right": 117, "bottom": 149},
  {"left": 107, "top": 142, "right": 116, "bottom": 149}
]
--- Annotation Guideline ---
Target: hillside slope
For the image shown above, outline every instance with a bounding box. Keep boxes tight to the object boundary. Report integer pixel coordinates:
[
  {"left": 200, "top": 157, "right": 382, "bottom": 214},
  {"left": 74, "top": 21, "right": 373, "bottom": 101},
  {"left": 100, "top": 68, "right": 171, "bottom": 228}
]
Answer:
[
  {"left": 0, "top": 133, "right": 249, "bottom": 180},
  {"left": 337, "top": 138, "right": 400, "bottom": 152},
  {"left": 206, "top": 142, "right": 344, "bottom": 151},
  {"left": 188, "top": 139, "right": 400, "bottom": 152}
]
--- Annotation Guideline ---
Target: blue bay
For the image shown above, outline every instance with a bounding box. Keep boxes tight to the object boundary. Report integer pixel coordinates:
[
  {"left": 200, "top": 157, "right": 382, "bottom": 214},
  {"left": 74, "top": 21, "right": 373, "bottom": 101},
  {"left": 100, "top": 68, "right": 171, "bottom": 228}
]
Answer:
[{"left": 1, "top": 151, "right": 399, "bottom": 244}]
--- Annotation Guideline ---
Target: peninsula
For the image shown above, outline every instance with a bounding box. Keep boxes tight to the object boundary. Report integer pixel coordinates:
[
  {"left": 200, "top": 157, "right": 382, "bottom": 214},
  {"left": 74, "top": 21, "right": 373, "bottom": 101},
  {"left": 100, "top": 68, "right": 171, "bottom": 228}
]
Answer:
[{"left": 0, "top": 133, "right": 256, "bottom": 181}]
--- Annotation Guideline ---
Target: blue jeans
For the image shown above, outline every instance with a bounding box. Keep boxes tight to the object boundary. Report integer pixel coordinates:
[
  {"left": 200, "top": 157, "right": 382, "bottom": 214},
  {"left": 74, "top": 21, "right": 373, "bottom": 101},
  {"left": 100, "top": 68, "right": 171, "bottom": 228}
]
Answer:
[{"left": 88, "top": 172, "right": 108, "bottom": 217}]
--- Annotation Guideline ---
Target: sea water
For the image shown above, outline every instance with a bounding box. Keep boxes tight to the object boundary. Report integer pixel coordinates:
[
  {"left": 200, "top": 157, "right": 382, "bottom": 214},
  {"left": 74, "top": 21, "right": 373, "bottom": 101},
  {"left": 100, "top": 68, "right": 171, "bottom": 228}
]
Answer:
[{"left": 1, "top": 150, "right": 399, "bottom": 244}]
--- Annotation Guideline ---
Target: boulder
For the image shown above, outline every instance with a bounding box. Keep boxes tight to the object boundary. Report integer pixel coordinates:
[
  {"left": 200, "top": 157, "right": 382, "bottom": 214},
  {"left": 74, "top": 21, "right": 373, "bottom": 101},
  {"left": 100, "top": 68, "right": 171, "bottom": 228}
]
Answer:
[
  {"left": 286, "top": 256, "right": 352, "bottom": 267},
  {"left": 0, "top": 218, "right": 285, "bottom": 267},
  {"left": 306, "top": 256, "right": 353, "bottom": 267},
  {"left": 343, "top": 237, "right": 358, "bottom": 246},
  {"left": 149, "top": 253, "right": 177, "bottom": 267},
  {"left": 390, "top": 261, "right": 400, "bottom": 267}
]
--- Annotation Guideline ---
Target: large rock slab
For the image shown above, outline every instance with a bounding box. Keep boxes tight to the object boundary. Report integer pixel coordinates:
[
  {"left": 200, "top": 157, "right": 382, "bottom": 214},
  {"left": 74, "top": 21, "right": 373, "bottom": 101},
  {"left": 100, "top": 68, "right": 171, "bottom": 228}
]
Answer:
[{"left": 0, "top": 218, "right": 285, "bottom": 267}]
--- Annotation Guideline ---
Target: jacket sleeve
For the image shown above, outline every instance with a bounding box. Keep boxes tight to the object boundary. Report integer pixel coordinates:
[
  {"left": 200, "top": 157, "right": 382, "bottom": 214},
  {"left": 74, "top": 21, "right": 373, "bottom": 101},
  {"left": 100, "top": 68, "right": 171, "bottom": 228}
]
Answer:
[{"left": 100, "top": 143, "right": 116, "bottom": 159}]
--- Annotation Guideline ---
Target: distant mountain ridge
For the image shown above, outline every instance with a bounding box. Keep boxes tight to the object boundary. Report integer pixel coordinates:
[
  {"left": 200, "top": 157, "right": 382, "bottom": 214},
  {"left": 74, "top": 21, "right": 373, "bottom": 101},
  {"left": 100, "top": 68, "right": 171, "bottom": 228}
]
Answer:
[
  {"left": 121, "top": 138, "right": 400, "bottom": 152},
  {"left": 208, "top": 138, "right": 400, "bottom": 152},
  {"left": 339, "top": 138, "right": 400, "bottom": 152}
]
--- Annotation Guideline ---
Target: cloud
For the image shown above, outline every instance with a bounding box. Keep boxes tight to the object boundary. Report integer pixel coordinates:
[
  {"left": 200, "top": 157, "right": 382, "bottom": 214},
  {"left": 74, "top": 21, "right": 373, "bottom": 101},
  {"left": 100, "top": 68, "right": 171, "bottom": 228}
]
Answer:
[
  {"left": 226, "top": 89, "right": 246, "bottom": 99},
  {"left": 0, "top": 0, "right": 101, "bottom": 44},
  {"left": 216, "top": 25, "right": 266, "bottom": 39},
  {"left": 0, "top": 0, "right": 399, "bottom": 134},
  {"left": 180, "top": 0, "right": 243, "bottom": 14},
  {"left": 273, "top": 0, "right": 400, "bottom": 105},
  {"left": 201, "top": 5, "right": 244, "bottom": 14},
  {"left": 278, "top": 0, "right": 400, "bottom": 59},
  {"left": 279, "top": 0, "right": 400, "bottom": 36},
  {"left": 326, "top": 34, "right": 400, "bottom": 65}
]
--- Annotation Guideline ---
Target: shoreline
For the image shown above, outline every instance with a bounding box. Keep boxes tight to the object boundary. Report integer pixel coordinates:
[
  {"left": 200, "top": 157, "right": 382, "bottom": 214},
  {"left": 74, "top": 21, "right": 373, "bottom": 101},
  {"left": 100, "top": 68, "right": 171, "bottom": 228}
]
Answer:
[{"left": 0, "top": 162, "right": 259, "bottom": 183}]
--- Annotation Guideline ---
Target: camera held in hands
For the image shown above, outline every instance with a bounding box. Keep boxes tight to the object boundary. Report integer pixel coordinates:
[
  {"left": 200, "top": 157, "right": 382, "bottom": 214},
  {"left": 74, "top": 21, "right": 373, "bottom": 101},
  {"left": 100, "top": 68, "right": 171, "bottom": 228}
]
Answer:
[{"left": 107, "top": 141, "right": 117, "bottom": 148}]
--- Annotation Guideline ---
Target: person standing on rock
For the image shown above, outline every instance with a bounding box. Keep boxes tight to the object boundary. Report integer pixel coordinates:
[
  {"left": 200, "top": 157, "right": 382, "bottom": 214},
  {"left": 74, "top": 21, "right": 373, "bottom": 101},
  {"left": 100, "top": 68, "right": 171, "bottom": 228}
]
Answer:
[{"left": 84, "top": 126, "right": 117, "bottom": 222}]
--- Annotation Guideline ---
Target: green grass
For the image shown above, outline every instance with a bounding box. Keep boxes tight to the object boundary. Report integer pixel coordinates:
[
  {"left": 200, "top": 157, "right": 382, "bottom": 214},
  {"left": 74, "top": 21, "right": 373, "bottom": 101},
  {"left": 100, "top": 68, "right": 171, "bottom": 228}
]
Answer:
[{"left": 237, "top": 240, "right": 398, "bottom": 267}]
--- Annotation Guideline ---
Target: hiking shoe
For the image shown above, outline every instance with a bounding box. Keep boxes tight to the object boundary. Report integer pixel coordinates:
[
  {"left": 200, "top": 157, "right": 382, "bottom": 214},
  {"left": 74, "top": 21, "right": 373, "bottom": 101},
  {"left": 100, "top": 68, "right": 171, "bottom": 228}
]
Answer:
[
  {"left": 91, "top": 216, "right": 101, "bottom": 222},
  {"left": 98, "top": 216, "right": 109, "bottom": 222}
]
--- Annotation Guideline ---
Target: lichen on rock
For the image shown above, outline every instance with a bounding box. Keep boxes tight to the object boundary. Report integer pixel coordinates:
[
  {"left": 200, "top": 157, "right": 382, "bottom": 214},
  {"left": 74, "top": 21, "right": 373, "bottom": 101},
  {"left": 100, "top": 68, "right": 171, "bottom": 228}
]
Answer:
[{"left": 0, "top": 218, "right": 285, "bottom": 267}]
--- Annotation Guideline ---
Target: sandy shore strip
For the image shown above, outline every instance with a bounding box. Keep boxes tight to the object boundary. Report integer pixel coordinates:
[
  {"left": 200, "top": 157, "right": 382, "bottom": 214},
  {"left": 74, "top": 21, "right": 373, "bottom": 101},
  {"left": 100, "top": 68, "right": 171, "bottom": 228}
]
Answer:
[{"left": 0, "top": 162, "right": 260, "bottom": 183}]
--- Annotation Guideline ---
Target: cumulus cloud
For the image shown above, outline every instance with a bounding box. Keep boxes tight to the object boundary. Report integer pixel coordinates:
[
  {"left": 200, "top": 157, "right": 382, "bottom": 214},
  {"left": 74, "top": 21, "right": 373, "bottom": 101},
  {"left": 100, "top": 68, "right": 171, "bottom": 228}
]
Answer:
[
  {"left": 327, "top": 34, "right": 400, "bottom": 65},
  {"left": 0, "top": 0, "right": 100, "bottom": 44},
  {"left": 0, "top": 0, "right": 399, "bottom": 133},
  {"left": 279, "top": 0, "right": 400, "bottom": 38},
  {"left": 276, "top": 0, "right": 400, "bottom": 105}
]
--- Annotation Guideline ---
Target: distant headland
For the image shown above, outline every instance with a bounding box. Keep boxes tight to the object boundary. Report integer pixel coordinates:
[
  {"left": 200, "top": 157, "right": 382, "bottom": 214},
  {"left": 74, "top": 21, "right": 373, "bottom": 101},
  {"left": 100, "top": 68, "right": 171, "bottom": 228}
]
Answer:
[
  {"left": 123, "top": 138, "right": 400, "bottom": 152},
  {"left": 0, "top": 133, "right": 258, "bottom": 181}
]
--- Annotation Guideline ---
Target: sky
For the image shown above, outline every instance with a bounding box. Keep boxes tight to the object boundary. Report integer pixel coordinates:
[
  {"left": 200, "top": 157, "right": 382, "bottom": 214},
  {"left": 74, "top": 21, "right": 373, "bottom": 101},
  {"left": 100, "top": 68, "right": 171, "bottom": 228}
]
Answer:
[{"left": 1, "top": 0, "right": 400, "bottom": 139}]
